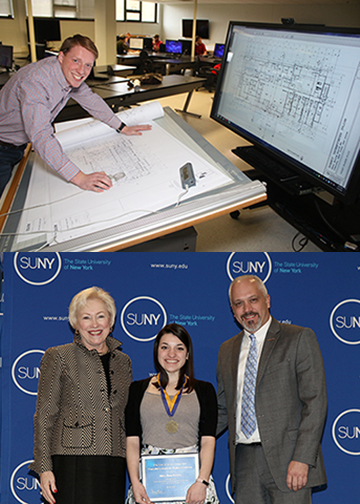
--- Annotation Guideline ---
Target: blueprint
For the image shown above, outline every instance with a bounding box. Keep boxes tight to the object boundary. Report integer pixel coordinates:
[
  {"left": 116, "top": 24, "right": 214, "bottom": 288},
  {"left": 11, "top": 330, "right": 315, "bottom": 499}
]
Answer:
[{"left": 13, "top": 102, "right": 233, "bottom": 247}]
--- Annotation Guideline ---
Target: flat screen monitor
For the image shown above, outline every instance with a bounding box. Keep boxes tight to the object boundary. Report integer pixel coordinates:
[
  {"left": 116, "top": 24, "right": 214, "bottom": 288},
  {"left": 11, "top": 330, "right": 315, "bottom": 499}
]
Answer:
[
  {"left": 28, "top": 18, "right": 61, "bottom": 44},
  {"left": 129, "top": 37, "right": 143, "bottom": 50},
  {"left": 182, "top": 19, "right": 209, "bottom": 39},
  {"left": 211, "top": 22, "right": 360, "bottom": 204},
  {"left": 143, "top": 37, "right": 153, "bottom": 50},
  {"left": 213, "top": 43, "right": 224, "bottom": 59},
  {"left": 165, "top": 40, "right": 182, "bottom": 54},
  {"left": 0, "top": 45, "right": 13, "bottom": 70},
  {"left": 180, "top": 39, "right": 192, "bottom": 55}
]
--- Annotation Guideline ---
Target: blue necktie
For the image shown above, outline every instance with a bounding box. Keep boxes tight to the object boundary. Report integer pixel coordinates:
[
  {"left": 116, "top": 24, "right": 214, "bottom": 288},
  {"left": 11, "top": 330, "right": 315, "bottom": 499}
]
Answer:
[{"left": 241, "top": 334, "right": 258, "bottom": 438}]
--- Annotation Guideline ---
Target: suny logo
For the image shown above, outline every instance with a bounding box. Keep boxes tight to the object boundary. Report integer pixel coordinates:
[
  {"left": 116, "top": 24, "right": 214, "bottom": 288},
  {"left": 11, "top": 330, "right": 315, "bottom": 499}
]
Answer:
[
  {"left": 332, "top": 409, "right": 360, "bottom": 455},
  {"left": 11, "top": 350, "right": 44, "bottom": 395},
  {"left": 329, "top": 299, "right": 360, "bottom": 345},
  {"left": 10, "top": 459, "right": 40, "bottom": 504},
  {"left": 13, "top": 252, "right": 62, "bottom": 286},
  {"left": 120, "top": 296, "right": 167, "bottom": 341},
  {"left": 225, "top": 474, "right": 234, "bottom": 503},
  {"left": 226, "top": 252, "right": 272, "bottom": 283}
]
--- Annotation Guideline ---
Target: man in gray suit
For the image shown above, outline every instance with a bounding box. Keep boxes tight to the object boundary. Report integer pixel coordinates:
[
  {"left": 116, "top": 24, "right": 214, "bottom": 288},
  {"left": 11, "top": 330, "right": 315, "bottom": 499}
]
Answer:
[{"left": 217, "top": 275, "right": 327, "bottom": 504}]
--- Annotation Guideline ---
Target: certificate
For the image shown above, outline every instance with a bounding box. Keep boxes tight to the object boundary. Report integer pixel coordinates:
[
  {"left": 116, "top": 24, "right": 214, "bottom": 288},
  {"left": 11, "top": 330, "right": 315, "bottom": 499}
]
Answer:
[{"left": 141, "top": 453, "right": 199, "bottom": 502}]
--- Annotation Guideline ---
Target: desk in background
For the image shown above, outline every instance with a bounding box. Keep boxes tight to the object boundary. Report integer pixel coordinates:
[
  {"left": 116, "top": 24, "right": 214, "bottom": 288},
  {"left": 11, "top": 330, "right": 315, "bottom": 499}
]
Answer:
[
  {"left": 56, "top": 75, "right": 205, "bottom": 122},
  {"left": 0, "top": 107, "right": 266, "bottom": 252},
  {"left": 151, "top": 55, "right": 197, "bottom": 76}
]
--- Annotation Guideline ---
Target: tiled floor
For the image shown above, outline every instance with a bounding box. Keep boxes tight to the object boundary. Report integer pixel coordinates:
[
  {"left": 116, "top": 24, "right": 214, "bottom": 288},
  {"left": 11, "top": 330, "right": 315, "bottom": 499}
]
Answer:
[{"left": 149, "top": 89, "right": 322, "bottom": 252}]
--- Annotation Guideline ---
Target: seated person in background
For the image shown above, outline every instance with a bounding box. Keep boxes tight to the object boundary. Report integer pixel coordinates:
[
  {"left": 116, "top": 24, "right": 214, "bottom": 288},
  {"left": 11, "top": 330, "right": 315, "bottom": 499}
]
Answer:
[
  {"left": 195, "top": 36, "right": 207, "bottom": 56},
  {"left": 117, "top": 34, "right": 129, "bottom": 54},
  {"left": 152, "top": 34, "right": 163, "bottom": 52}
]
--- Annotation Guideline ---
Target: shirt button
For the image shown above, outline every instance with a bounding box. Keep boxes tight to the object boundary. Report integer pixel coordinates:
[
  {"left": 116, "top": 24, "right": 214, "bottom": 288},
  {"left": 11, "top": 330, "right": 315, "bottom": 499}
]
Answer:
[{"left": 104, "top": 407, "right": 110, "bottom": 412}]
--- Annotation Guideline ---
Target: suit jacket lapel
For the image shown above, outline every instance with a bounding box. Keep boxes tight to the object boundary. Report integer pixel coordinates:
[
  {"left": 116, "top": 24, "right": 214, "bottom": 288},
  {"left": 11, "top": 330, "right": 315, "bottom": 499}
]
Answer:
[
  {"left": 231, "top": 332, "right": 243, "bottom": 395},
  {"left": 257, "top": 318, "right": 281, "bottom": 384}
]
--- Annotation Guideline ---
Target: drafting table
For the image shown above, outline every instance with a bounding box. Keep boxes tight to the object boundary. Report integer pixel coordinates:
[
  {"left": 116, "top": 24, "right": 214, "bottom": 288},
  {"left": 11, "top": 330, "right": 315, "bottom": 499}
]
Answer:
[
  {"left": 56, "top": 75, "right": 205, "bottom": 122},
  {"left": 0, "top": 107, "right": 267, "bottom": 252}
]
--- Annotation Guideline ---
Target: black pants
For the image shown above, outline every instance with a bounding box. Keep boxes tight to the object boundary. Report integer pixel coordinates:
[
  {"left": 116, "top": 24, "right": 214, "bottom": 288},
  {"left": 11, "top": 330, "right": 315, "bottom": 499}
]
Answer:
[
  {"left": 50, "top": 455, "right": 126, "bottom": 504},
  {"left": 0, "top": 143, "right": 27, "bottom": 197}
]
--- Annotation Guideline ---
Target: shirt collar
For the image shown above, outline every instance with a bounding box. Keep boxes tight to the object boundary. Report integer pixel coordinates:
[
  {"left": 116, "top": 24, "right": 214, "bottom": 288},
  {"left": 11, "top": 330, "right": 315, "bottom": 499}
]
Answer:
[{"left": 244, "top": 315, "right": 272, "bottom": 343}]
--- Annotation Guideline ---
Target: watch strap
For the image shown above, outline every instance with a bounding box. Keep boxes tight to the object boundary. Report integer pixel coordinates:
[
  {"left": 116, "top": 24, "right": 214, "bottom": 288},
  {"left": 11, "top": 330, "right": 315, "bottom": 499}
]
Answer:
[{"left": 116, "top": 122, "right": 127, "bottom": 133}]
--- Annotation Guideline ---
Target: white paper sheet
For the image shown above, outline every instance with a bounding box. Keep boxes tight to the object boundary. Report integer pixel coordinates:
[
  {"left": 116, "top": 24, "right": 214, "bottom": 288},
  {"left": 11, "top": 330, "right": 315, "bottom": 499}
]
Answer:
[{"left": 14, "top": 102, "right": 233, "bottom": 247}]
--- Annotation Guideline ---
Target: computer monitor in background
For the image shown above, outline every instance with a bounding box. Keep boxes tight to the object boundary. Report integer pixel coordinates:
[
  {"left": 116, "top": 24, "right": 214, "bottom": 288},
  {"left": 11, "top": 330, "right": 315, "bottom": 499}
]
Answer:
[
  {"left": 180, "top": 39, "right": 192, "bottom": 55},
  {"left": 211, "top": 22, "right": 360, "bottom": 205},
  {"left": 0, "top": 45, "right": 13, "bottom": 71},
  {"left": 28, "top": 18, "right": 61, "bottom": 45},
  {"left": 213, "top": 43, "right": 224, "bottom": 59},
  {"left": 182, "top": 19, "right": 209, "bottom": 39},
  {"left": 165, "top": 40, "right": 182, "bottom": 54},
  {"left": 143, "top": 37, "right": 153, "bottom": 50},
  {"left": 129, "top": 37, "right": 144, "bottom": 50}
]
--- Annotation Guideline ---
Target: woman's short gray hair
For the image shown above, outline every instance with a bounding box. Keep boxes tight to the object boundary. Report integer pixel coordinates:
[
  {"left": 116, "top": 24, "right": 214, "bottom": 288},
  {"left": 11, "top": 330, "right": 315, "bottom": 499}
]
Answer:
[{"left": 68, "top": 286, "right": 116, "bottom": 329}]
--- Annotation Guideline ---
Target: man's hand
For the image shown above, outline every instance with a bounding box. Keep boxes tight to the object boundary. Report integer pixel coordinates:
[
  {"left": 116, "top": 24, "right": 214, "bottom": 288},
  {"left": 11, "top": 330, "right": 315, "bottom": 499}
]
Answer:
[
  {"left": 286, "top": 460, "right": 309, "bottom": 492},
  {"left": 121, "top": 124, "right": 152, "bottom": 136},
  {"left": 71, "top": 170, "right": 112, "bottom": 192}
]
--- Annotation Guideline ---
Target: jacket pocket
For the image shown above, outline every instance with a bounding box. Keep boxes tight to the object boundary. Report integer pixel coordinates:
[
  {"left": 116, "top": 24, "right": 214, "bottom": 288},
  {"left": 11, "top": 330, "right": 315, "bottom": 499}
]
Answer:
[{"left": 61, "top": 414, "right": 94, "bottom": 448}]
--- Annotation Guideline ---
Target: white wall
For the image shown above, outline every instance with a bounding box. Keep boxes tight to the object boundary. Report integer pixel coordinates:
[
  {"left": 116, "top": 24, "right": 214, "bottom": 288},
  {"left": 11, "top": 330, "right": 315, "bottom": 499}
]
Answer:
[
  {"left": 161, "top": 3, "right": 360, "bottom": 50},
  {"left": 1, "top": 2, "right": 359, "bottom": 56}
]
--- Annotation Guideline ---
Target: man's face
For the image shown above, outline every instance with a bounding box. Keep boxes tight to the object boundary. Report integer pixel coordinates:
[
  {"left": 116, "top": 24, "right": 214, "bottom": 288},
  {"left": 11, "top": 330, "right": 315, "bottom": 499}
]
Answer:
[
  {"left": 230, "top": 279, "right": 270, "bottom": 333},
  {"left": 58, "top": 45, "right": 95, "bottom": 88}
]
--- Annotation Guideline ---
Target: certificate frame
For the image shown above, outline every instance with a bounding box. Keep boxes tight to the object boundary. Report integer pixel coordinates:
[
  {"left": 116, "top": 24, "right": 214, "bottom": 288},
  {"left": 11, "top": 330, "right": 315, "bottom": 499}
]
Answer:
[{"left": 141, "top": 452, "right": 200, "bottom": 502}]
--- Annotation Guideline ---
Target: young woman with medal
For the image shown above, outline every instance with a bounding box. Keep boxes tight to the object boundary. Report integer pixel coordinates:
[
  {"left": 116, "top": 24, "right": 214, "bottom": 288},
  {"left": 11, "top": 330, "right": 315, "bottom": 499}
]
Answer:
[{"left": 125, "top": 323, "right": 219, "bottom": 504}]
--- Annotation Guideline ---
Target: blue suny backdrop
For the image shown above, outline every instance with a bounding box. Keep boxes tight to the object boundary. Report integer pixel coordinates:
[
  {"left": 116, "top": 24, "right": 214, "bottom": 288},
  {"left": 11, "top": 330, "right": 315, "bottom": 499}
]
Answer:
[{"left": 0, "top": 252, "right": 359, "bottom": 504}]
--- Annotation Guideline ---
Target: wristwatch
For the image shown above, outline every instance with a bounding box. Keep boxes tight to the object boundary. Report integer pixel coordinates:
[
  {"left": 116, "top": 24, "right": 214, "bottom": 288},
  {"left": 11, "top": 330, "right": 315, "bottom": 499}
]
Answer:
[
  {"left": 196, "top": 479, "right": 209, "bottom": 486},
  {"left": 116, "top": 122, "right": 127, "bottom": 133}
]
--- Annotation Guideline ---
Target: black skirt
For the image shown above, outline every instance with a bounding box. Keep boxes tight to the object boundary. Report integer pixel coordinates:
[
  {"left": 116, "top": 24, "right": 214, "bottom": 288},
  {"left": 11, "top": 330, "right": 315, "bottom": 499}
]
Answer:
[{"left": 49, "top": 455, "right": 126, "bottom": 504}]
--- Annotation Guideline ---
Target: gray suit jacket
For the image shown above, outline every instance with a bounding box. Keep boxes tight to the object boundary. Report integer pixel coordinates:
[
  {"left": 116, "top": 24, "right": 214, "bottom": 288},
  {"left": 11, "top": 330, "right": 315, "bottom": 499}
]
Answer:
[{"left": 216, "top": 318, "right": 327, "bottom": 494}]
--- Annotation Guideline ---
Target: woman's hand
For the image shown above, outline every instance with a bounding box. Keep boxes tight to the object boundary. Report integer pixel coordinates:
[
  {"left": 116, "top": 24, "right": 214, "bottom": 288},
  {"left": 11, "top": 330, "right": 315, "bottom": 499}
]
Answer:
[
  {"left": 40, "top": 471, "right": 57, "bottom": 504},
  {"left": 186, "top": 480, "right": 207, "bottom": 504},
  {"left": 131, "top": 480, "right": 153, "bottom": 504}
]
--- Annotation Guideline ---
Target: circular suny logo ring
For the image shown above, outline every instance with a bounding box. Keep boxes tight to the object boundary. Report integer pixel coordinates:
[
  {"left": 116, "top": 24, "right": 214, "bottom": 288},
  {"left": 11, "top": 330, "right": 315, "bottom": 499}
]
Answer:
[
  {"left": 11, "top": 349, "right": 45, "bottom": 396},
  {"left": 226, "top": 252, "right": 272, "bottom": 283},
  {"left": 329, "top": 299, "right": 360, "bottom": 345},
  {"left": 120, "top": 296, "right": 167, "bottom": 342},
  {"left": 13, "top": 252, "right": 62, "bottom": 286}
]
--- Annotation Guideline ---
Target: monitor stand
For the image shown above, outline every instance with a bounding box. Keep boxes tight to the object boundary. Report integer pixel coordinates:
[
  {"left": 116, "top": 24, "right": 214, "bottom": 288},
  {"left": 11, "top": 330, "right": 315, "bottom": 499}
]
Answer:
[{"left": 233, "top": 145, "right": 360, "bottom": 251}]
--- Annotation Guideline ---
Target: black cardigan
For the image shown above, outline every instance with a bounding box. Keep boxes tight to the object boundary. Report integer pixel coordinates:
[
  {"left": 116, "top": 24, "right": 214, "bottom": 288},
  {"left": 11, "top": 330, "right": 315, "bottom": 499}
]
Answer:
[{"left": 125, "top": 377, "right": 217, "bottom": 444}]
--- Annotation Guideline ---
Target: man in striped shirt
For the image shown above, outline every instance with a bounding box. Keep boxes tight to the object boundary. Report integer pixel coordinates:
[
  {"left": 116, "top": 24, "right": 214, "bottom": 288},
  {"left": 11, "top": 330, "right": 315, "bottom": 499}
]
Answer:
[{"left": 0, "top": 34, "right": 151, "bottom": 197}]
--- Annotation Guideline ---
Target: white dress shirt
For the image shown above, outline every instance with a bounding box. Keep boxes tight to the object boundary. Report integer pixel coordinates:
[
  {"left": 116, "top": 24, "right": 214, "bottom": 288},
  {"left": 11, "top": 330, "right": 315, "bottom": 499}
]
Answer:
[{"left": 236, "top": 316, "right": 272, "bottom": 444}]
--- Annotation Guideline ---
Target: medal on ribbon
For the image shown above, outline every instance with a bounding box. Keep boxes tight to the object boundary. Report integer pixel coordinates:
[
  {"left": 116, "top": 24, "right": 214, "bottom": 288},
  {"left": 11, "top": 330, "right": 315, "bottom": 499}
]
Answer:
[{"left": 158, "top": 374, "right": 187, "bottom": 433}]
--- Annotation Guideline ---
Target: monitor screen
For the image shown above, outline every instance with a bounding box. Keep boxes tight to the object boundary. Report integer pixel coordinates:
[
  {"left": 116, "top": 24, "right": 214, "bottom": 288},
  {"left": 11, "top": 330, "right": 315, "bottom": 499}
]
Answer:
[
  {"left": 129, "top": 37, "right": 143, "bottom": 50},
  {"left": 0, "top": 45, "right": 13, "bottom": 69},
  {"left": 143, "top": 37, "right": 153, "bottom": 50},
  {"left": 213, "top": 43, "right": 224, "bottom": 59},
  {"left": 180, "top": 39, "right": 192, "bottom": 55},
  {"left": 165, "top": 40, "right": 182, "bottom": 54},
  {"left": 182, "top": 19, "right": 209, "bottom": 39},
  {"left": 211, "top": 22, "right": 360, "bottom": 204},
  {"left": 28, "top": 18, "right": 61, "bottom": 44}
]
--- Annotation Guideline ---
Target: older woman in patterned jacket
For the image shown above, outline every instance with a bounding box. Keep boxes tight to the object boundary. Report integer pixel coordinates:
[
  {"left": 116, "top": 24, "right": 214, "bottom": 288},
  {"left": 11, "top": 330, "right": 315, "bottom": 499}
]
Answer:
[{"left": 30, "top": 286, "right": 132, "bottom": 504}]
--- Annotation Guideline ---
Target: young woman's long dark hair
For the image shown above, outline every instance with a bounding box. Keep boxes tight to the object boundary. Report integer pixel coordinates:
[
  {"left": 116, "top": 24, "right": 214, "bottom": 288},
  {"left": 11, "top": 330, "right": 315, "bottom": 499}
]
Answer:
[{"left": 153, "top": 323, "right": 195, "bottom": 393}]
